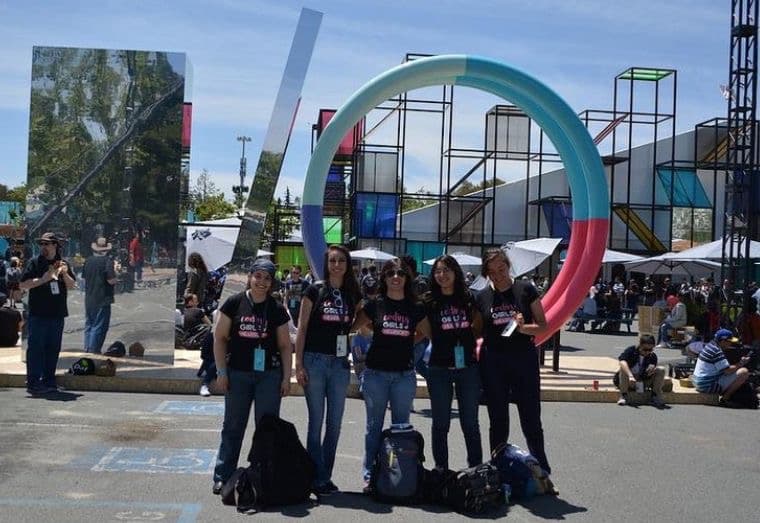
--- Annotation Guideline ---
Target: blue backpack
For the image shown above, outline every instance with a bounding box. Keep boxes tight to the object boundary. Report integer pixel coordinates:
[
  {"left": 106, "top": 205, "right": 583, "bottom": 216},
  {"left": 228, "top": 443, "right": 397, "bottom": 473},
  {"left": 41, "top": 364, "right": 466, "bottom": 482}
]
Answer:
[{"left": 490, "top": 443, "right": 548, "bottom": 499}]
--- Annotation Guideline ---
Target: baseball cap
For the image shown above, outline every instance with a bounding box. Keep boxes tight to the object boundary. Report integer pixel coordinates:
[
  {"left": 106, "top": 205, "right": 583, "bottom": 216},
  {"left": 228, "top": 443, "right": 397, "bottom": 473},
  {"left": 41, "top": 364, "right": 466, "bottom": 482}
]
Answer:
[{"left": 714, "top": 329, "right": 739, "bottom": 343}]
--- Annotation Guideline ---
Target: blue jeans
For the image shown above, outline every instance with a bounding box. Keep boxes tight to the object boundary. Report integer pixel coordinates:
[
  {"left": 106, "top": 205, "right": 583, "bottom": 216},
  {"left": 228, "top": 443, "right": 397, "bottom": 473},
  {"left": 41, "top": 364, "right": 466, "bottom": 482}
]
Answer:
[
  {"left": 413, "top": 339, "right": 429, "bottom": 379},
  {"left": 303, "top": 352, "right": 350, "bottom": 486},
  {"left": 84, "top": 304, "right": 111, "bottom": 353},
  {"left": 26, "top": 315, "right": 65, "bottom": 389},
  {"left": 657, "top": 322, "right": 672, "bottom": 345},
  {"left": 361, "top": 368, "right": 417, "bottom": 480},
  {"left": 426, "top": 364, "right": 483, "bottom": 469},
  {"left": 213, "top": 368, "right": 282, "bottom": 482}
]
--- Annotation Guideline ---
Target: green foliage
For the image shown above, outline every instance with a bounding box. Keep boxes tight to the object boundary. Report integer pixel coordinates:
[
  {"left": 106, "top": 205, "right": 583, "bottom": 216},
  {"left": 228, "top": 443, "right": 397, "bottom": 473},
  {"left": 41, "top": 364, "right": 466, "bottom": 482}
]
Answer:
[
  {"left": 452, "top": 177, "right": 505, "bottom": 196},
  {"left": 195, "top": 194, "right": 237, "bottom": 221}
]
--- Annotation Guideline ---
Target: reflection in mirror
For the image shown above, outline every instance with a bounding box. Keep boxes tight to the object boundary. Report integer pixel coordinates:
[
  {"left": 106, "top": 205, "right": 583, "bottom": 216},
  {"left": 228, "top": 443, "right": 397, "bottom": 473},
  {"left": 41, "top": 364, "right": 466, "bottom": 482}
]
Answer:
[
  {"left": 228, "top": 8, "right": 322, "bottom": 296},
  {"left": 24, "top": 46, "right": 189, "bottom": 369}
]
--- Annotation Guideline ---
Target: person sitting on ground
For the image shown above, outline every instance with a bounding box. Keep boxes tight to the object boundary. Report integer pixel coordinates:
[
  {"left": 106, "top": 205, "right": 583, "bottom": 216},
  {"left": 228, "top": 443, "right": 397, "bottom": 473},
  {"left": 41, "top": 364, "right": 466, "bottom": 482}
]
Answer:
[
  {"left": 692, "top": 328, "right": 751, "bottom": 407},
  {"left": 183, "top": 293, "right": 211, "bottom": 332},
  {"left": 0, "top": 292, "right": 23, "bottom": 347},
  {"left": 615, "top": 334, "right": 666, "bottom": 408},
  {"left": 568, "top": 287, "right": 597, "bottom": 332},
  {"left": 656, "top": 295, "right": 687, "bottom": 348}
]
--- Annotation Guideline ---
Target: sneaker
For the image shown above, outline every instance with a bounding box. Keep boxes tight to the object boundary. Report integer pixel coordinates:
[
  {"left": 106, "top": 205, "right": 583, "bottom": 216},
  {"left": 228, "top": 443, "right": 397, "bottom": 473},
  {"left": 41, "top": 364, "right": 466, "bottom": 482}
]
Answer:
[
  {"left": 718, "top": 395, "right": 741, "bottom": 409},
  {"left": 617, "top": 394, "right": 627, "bottom": 406},
  {"left": 651, "top": 395, "right": 665, "bottom": 408},
  {"left": 655, "top": 343, "right": 669, "bottom": 349},
  {"left": 26, "top": 386, "right": 45, "bottom": 396},
  {"left": 42, "top": 383, "right": 60, "bottom": 393},
  {"left": 544, "top": 477, "right": 559, "bottom": 496},
  {"left": 212, "top": 480, "right": 224, "bottom": 495},
  {"left": 199, "top": 384, "right": 211, "bottom": 397},
  {"left": 325, "top": 480, "right": 339, "bottom": 493},
  {"left": 314, "top": 483, "right": 334, "bottom": 496}
]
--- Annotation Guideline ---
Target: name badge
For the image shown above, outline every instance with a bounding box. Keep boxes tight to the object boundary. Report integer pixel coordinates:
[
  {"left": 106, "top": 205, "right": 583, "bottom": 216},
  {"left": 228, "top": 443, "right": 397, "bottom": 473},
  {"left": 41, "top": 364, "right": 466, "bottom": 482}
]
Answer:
[
  {"left": 336, "top": 335, "right": 348, "bottom": 357},
  {"left": 254, "top": 346, "right": 266, "bottom": 371},
  {"left": 289, "top": 298, "right": 297, "bottom": 309},
  {"left": 50, "top": 281, "right": 60, "bottom": 295},
  {"left": 454, "top": 344, "right": 465, "bottom": 369}
]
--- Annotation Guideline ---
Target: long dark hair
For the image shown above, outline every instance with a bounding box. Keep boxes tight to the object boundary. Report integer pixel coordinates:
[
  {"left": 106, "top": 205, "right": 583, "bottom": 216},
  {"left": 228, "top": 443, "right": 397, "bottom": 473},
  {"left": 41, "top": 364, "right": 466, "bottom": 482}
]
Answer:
[
  {"left": 188, "top": 252, "right": 208, "bottom": 274},
  {"left": 429, "top": 255, "right": 468, "bottom": 305},
  {"left": 378, "top": 258, "right": 416, "bottom": 302},
  {"left": 322, "top": 245, "right": 360, "bottom": 303}
]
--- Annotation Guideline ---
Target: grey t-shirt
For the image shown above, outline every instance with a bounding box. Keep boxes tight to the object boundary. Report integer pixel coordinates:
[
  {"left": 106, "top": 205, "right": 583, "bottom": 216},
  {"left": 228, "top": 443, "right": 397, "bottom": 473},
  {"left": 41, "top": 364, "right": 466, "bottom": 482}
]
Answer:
[{"left": 83, "top": 254, "right": 115, "bottom": 309}]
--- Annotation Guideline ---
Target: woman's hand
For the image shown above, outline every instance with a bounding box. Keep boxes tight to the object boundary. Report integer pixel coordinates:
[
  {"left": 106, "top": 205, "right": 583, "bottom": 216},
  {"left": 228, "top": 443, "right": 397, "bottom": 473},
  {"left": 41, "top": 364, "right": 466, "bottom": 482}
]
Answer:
[
  {"left": 295, "top": 365, "right": 309, "bottom": 387},
  {"left": 216, "top": 375, "right": 229, "bottom": 393},
  {"left": 280, "top": 377, "right": 291, "bottom": 397}
]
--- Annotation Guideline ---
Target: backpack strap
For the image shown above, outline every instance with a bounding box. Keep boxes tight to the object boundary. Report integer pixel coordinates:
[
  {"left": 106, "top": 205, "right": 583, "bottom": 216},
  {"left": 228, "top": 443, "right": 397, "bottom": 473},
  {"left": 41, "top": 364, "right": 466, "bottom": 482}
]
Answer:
[{"left": 307, "top": 281, "right": 330, "bottom": 325}]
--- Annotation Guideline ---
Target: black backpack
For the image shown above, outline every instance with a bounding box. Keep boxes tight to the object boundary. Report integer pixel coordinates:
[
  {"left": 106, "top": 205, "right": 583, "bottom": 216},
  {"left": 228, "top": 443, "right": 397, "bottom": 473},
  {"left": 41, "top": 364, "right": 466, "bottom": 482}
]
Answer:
[
  {"left": 441, "top": 463, "right": 504, "bottom": 514},
  {"left": 222, "top": 415, "right": 316, "bottom": 512},
  {"left": 371, "top": 426, "right": 426, "bottom": 505},
  {"left": 727, "top": 383, "right": 759, "bottom": 409}
]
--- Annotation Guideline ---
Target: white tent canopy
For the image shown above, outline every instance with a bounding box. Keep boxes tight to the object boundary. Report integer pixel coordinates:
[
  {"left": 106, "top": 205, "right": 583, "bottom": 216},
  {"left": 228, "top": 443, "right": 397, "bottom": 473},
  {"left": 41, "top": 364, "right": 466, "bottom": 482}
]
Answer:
[
  {"left": 185, "top": 217, "right": 271, "bottom": 271},
  {"left": 669, "top": 237, "right": 760, "bottom": 259},
  {"left": 624, "top": 253, "right": 722, "bottom": 277},
  {"left": 350, "top": 247, "right": 396, "bottom": 261},
  {"left": 504, "top": 238, "right": 562, "bottom": 277},
  {"left": 602, "top": 249, "right": 645, "bottom": 264},
  {"left": 424, "top": 251, "right": 482, "bottom": 266}
]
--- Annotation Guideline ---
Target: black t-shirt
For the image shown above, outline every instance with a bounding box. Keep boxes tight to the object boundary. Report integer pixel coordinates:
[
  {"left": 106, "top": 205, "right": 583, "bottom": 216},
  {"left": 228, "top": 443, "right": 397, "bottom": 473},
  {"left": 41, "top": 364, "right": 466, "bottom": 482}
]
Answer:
[
  {"left": 364, "top": 296, "right": 426, "bottom": 372},
  {"left": 220, "top": 292, "right": 289, "bottom": 372},
  {"left": 83, "top": 254, "right": 115, "bottom": 309},
  {"left": 183, "top": 307, "right": 206, "bottom": 331},
  {"left": 302, "top": 283, "right": 355, "bottom": 355},
  {"left": 21, "top": 255, "right": 76, "bottom": 318},
  {"left": 424, "top": 292, "right": 477, "bottom": 368},
  {"left": 475, "top": 281, "right": 538, "bottom": 354},
  {"left": 0, "top": 307, "right": 21, "bottom": 346}
]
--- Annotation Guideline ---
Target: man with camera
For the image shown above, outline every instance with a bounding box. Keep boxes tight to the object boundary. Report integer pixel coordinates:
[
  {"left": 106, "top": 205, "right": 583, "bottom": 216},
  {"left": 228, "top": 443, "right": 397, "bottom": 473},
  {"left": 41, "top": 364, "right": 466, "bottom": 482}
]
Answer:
[
  {"left": 19, "top": 232, "right": 76, "bottom": 395},
  {"left": 615, "top": 334, "right": 667, "bottom": 408}
]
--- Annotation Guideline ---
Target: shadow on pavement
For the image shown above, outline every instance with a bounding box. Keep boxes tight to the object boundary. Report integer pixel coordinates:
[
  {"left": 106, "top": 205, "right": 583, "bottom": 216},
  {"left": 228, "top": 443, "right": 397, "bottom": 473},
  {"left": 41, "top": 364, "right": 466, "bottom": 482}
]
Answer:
[
  {"left": 519, "top": 495, "right": 588, "bottom": 519},
  {"left": 26, "top": 391, "right": 83, "bottom": 402},
  {"left": 313, "top": 492, "right": 510, "bottom": 518}
]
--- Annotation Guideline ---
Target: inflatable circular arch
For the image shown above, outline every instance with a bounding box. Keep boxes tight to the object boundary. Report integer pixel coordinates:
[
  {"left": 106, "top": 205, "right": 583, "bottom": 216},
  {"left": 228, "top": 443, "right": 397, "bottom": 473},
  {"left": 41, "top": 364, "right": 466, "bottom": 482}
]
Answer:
[{"left": 302, "top": 55, "right": 609, "bottom": 344}]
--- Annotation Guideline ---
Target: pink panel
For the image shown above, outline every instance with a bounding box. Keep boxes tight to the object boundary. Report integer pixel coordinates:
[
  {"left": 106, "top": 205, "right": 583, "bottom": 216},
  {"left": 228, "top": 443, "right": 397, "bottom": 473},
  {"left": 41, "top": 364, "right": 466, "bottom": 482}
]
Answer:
[
  {"left": 182, "top": 103, "right": 192, "bottom": 149},
  {"left": 319, "top": 109, "right": 364, "bottom": 156}
]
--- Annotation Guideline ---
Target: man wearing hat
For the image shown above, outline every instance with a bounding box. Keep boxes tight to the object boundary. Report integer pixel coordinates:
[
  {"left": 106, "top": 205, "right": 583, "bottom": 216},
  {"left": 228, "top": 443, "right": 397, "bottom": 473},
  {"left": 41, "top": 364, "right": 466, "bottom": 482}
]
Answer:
[
  {"left": 655, "top": 295, "right": 687, "bottom": 348},
  {"left": 692, "top": 328, "right": 751, "bottom": 407},
  {"left": 19, "top": 232, "right": 76, "bottom": 395},
  {"left": 82, "top": 237, "right": 118, "bottom": 354}
]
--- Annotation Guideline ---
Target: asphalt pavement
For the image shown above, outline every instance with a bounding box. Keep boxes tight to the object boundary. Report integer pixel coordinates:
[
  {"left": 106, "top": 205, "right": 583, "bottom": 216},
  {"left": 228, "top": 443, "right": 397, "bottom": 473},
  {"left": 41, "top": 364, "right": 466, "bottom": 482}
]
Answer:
[{"left": 0, "top": 388, "right": 757, "bottom": 522}]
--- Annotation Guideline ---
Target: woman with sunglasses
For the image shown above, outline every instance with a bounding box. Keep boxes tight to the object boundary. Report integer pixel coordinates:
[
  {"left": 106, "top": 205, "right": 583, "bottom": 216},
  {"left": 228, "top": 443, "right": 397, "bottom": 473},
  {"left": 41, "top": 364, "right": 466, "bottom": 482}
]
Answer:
[
  {"left": 476, "top": 248, "right": 557, "bottom": 494},
  {"left": 352, "top": 258, "right": 431, "bottom": 493},
  {"left": 211, "top": 258, "right": 292, "bottom": 495},
  {"left": 424, "top": 255, "right": 483, "bottom": 471},
  {"left": 295, "top": 245, "right": 361, "bottom": 495}
]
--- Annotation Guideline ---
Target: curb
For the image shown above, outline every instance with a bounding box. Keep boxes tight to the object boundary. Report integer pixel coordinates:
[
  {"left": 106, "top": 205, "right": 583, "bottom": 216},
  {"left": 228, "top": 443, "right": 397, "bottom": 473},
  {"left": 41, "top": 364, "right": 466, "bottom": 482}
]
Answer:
[{"left": 0, "top": 373, "right": 719, "bottom": 405}]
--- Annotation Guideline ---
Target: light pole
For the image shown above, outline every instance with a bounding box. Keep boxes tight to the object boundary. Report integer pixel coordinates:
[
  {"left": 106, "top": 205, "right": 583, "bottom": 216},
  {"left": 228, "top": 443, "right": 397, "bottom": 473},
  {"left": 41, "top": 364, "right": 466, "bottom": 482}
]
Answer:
[{"left": 234, "top": 135, "right": 252, "bottom": 212}]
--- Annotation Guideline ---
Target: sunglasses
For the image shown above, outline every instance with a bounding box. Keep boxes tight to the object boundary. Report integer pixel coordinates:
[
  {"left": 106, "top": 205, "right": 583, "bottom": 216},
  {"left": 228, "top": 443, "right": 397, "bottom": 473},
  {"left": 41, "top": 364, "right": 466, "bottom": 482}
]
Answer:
[
  {"left": 385, "top": 269, "right": 408, "bottom": 278},
  {"left": 640, "top": 347, "right": 654, "bottom": 353},
  {"left": 39, "top": 241, "right": 55, "bottom": 246}
]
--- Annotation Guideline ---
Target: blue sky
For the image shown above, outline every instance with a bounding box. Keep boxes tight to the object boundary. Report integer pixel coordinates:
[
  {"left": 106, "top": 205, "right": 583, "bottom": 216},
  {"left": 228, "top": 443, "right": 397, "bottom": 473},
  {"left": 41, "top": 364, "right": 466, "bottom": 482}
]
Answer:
[{"left": 0, "top": 0, "right": 730, "bottom": 200}]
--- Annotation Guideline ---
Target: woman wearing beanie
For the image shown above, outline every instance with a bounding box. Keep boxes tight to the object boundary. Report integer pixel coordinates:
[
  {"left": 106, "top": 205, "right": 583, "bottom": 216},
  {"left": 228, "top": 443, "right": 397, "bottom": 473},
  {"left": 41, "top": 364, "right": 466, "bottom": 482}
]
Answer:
[{"left": 211, "top": 258, "right": 292, "bottom": 495}]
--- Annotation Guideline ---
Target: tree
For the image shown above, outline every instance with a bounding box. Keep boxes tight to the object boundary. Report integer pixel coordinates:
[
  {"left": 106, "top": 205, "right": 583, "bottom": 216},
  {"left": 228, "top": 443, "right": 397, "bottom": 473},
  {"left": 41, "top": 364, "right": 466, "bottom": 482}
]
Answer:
[
  {"left": 2, "top": 183, "right": 27, "bottom": 225},
  {"left": 452, "top": 177, "right": 505, "bottom": 196},
  {"left": 190, "top": 169, "right": 236, "bottom": 220},
  {"left": 402, "top": 186, "right": 437, "bottom": 212},
  {"left": 194, "top": 193, "right": 237, "bottom": 221}
]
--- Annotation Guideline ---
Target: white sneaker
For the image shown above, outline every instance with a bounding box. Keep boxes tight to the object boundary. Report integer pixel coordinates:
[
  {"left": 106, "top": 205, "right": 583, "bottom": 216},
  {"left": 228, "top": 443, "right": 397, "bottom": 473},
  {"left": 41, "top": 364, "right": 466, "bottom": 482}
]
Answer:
[
  {"left": 617, "top": 395, "right": 627, "bottom": 406},
  {"left": 199, "top": 384, "right": 211, "bottom": 397}
]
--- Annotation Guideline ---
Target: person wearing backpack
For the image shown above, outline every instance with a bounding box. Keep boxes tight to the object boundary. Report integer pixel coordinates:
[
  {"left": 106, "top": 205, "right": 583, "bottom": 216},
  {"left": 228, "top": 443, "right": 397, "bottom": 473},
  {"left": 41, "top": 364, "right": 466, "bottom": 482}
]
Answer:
[
  {"left": 211, "top": 258, "right": 293, "bottom": 495},
  {"left": 475, "top": 248, "right": 558, "bottom": 495},
  {"left": 294, "top": 245, "right": 361, "bottom": 495},
  {"left": 424, "top": 254, "right": 483, "bottom": 472},
  {"left": 401, "top": 255, "right": 431, "bottom": 381},
  {"left": 352, "top": 258, "right": 432, "bottom": 494}
]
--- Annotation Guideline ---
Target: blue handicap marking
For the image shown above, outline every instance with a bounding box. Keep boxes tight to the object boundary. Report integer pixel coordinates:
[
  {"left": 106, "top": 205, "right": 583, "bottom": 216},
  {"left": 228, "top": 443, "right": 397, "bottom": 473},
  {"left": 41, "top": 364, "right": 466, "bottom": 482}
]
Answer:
[
  {"left": 0, "top": 498, "right": 201, "bottom": 523},
  {"left": 92, "top": 447, "right": 217, "bottom": 475},
  {"left": 154, "top": 400, "right": 224, "bottom": 416}
]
